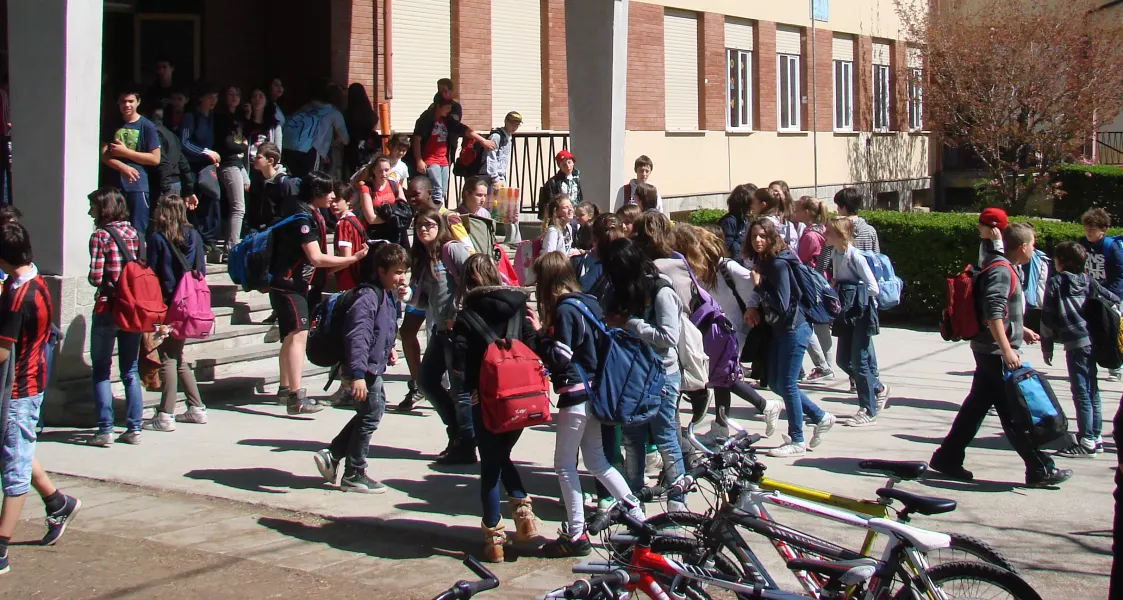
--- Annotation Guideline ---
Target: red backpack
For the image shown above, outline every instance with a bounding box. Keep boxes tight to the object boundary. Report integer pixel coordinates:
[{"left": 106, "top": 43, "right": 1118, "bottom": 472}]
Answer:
[
  {"left": 940, "top": 262, "right": 1016, "bottom": 342},
  {"left": 102, "top": 227, "right": 167, "bottom": 333},
  {"left": 460, "top": 309, "right": 552, "bottom": 434}
]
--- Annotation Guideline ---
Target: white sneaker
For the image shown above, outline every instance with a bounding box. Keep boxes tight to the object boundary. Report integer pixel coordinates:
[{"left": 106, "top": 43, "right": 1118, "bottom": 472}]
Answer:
[
  {"left": 876, "top": 384, "right": 891, "bottom": 412},
  {"left": 141, "top": 412, "right": 176, "bottom": 432},
  {"left": 768, "top": 441, "right": 807, "bottom": 457},
  {"left": 845, "top": 409, "right": 877, "bottom": 428},
  {"left": 1096, "top": 436, "right": 1105, "bottom": 454},
  {"left": 809, "top": 413, "right": 835, "bottom": 448},
  {"left": 175, "top": 407, "right": 208, "bottom": 424},
  {"left": 762, "top": 400, "right": 782, "bottom": 438},
  {"left": 644, "top": 451, "right": 664, "bottom": 477}
]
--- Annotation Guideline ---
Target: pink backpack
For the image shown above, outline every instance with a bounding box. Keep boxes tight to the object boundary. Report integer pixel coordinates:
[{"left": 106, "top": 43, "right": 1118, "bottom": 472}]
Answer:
[{"left": 163, "top": 233, "right": 215, "bottom": 340}]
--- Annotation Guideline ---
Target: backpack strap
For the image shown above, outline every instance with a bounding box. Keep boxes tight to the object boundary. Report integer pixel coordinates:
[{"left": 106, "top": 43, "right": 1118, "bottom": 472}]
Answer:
[
  {"left": 163, "top": 233, "right": 195, "bottom": 275},
  {"left": 720, "top": 259, "right": 748, "bottom": 315},
  {"left": 459, "top": 309, "right": 499, "bottom": 346},
  {"left": 979, "top": 260, "right": 1019, "bottom": 298},
  {"left": 102, "top": 226, "right": 139, "bottom": 264},
  {"left": 504, "top": 311, "right": 522, "bottom": 342},
  {"left": 560, "top": 298, "right": 610, "bottom": 336}
]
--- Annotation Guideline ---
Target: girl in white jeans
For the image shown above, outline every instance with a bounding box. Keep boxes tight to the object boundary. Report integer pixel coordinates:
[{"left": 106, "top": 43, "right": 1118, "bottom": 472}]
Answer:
[{"left": 528, "top": 251, "right": 642, "bottom": 558}]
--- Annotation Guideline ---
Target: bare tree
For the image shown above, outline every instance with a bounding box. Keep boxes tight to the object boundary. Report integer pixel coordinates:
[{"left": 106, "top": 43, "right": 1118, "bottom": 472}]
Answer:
[{"left": 897, "top": 0, "right": 1123, "bottom": 213}]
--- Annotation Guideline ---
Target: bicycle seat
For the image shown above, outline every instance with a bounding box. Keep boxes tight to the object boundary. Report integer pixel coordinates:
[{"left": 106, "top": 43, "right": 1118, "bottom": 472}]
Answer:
[
  {"left": 858, "top": 459, "right": 928, "bottom": 480},
  {"left": 876, "top": 487, "right": 957, "bottom": 515},
  {"left": 786, "top": 558, "right": 877, "bottom": 586}
]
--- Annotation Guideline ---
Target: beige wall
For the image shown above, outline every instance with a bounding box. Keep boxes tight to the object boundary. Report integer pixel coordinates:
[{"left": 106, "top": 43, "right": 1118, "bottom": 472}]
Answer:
[
  {"left": 622, "top": 130, "right": 929, "bottom": 198},
  {"left": 640, "top": 0, "right": 923, "bottom": 38}
]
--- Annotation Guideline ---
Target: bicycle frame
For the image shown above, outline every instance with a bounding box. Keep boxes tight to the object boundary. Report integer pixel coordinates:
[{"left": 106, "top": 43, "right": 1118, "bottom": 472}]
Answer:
[
  {"left": 621, "top": 544, "right": 817, "bottom": 600},
  {"left": 756, "top": 475, "right": 892, "bottom": 557}
]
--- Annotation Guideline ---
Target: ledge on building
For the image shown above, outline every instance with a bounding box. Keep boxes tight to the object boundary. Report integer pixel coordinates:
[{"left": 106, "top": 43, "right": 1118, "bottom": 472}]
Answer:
[{"left": 664, "top": 130, "right": 707, "bottom": 137}]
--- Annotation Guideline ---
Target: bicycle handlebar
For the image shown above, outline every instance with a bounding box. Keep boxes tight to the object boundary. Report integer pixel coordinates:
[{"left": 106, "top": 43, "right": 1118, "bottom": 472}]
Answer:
[
  {"left": 557, "top": 570, "right": 637, "bottom": 599},
  {"left": 430, "top": 555, "right": 500, "bottom": 600}
]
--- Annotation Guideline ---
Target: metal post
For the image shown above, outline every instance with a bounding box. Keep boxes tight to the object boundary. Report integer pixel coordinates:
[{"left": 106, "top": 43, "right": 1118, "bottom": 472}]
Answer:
[{"left": 810, "top": 1, "right": 819, "bottom": 197}]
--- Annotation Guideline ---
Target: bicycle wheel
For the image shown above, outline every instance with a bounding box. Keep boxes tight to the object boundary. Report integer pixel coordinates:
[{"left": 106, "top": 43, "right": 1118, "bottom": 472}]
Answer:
[
  {"left": 648, "top": 537, "right": 748, "bottom": 600},
  {"left": 638, "top": 512, "right": 750, "bottom": 582},
  {"left": 934, "top": 534, "right": 1018, "bottom": 573},
  {"left": 893, "top": 560, "right": 1043, "bottom": 600}
]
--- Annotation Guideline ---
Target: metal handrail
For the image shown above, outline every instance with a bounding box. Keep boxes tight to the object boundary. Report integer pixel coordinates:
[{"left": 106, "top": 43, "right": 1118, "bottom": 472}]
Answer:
[
  {"left": 448, "top": 131, "right": 570, "bottom": 214},
  {"left": 1096, "top": 132, "right": 1123, "bottom": 165}
]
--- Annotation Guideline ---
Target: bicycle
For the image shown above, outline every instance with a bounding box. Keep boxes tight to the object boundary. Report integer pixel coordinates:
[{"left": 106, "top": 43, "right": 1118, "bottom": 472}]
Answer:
[
  {"left": 431, "top": 555, "right": 500, "bottom": 600},
  {"left": 542, "top": 490, "right": 1040, "bottom": 600}
]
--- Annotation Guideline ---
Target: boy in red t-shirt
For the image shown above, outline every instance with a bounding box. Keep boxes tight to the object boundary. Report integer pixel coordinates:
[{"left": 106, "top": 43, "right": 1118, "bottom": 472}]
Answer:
[
  {"left": 329, "top": 183, "right": 366, "bottom": 292},
  {"left": 0, "top": 222, "right": 82, "bottom": 575},
  {"left": 411, "top": 93, "right": 494, "bottom": 206}
]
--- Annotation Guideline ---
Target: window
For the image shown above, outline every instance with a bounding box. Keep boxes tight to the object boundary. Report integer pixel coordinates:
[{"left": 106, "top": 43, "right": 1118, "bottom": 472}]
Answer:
[
  {"left": 778, "top": 54, "right": 801, "bottom": 131},
  {"left": 873, "top": 64, "right": 891, "bottom": 131},
  {"left": 727, "top": 49, "right": 752, "bottom": 130},
  {"left": 833, "top": 60, "right": 853, "bottom": 131},
  {"left": 908, "top": 68, "right": 923, "bottom": 131}
]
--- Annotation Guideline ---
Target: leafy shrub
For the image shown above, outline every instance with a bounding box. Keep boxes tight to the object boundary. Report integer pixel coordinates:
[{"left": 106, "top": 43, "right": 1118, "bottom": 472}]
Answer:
[
  {"left": 690, "top": 209, "right": 726, "bottom": 226},
  {"left": 1051, "top": 164, "right": 1123, "bottom": 223}
]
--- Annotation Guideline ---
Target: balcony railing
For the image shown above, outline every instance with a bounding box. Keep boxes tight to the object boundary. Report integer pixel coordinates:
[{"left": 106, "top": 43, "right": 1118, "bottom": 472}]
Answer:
[
  {"left": 1097, "top": 131, "right": 1123, "bottom": 165},
  {"left": 448, "top": 131, "right": 570, "bottom": 215}
]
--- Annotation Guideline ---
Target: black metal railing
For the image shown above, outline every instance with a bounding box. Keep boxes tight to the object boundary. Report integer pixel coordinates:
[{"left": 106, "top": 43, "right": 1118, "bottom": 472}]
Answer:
[
  {"left": 448, "top": 131, "right": 569, "bottom": 214},
  {"left": 1097, "top": 131, "right": 1123, "bottom": 165}
]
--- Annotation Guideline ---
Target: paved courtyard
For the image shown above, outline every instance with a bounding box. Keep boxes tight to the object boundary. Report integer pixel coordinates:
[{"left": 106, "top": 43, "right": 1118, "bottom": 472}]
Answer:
[{"left": 4, "top": 327, "right": 1116, "bottom": 598}]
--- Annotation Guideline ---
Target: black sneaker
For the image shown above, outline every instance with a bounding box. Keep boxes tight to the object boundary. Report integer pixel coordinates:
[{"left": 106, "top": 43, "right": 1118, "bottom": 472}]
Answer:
[
  {"left": 396, "top": 385, "right": 422, "bottom": 412},
  {"left": 541, "top": 532, "right": 593, "bottom": 558},
  {"left": 1055, "top": 440, "right": 1097, "bottom": 459},
  {"left": 287, "top": 389, "right": 324, "bottom": 415},
  {"left": 929, "top": 453, "right": 974, "bottom": 481},
  {"left": 434, "top": 442, "right": 477, "bottom": 466},
  {"left": 341, "top": 471, "right": 388, "bottom": 494},
  {"left": 42, "top": 495, "right": 82, "bottom": 546},
  {"left": 1026, "top": 467, "right": 1073, "bottom": 488}
]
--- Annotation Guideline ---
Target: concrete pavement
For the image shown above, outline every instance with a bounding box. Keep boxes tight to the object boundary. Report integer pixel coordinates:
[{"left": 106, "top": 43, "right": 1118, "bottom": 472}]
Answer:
[{"left": 21, "top": 327, "right": 1118, "bottom": 598}]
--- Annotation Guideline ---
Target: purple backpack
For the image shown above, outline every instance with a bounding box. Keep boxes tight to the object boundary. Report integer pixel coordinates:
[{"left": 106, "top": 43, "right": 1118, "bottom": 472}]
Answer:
[
  {"left": 677, "top": 255, "right": 742, "bottom": 387},
  {"left": 163, "top": 233, "right": 215, "bottom": 340}
]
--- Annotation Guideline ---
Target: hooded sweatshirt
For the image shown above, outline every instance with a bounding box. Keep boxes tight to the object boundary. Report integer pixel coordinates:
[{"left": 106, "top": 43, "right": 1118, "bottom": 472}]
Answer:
[
  {"left": 1041, "top": 271, "right": 1120, "bottom": 355},
  {"left": 1080, "top": 235, "right": 1123, "bottom": 298},
  {"left": 452, "top": 287, "right": 538, "bottom": 393},
  {"left": 970, "top": 254, "right": 1024, "bottom": 356},
  {"left": 756, "top": 249, "right": 806, "bottom": 331}
]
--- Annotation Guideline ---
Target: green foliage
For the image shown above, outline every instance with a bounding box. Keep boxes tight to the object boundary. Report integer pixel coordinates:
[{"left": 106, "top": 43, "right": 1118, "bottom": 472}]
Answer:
[
  {"left": 863, "top": 210, "right": 1123, "bottom": 322},
  {"left": 1051, "top": 164, "right": 1123, "bottom": 223},
  {"left": 690, "top": 209, "right": 726, "bottom": 226}
]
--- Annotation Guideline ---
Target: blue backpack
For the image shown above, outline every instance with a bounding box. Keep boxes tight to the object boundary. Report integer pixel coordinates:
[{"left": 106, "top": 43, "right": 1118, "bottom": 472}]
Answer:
[
  {"left": 563, "top": 298, "right": 665, "bottom": 427},
  {"left": 791, "top": 260, "right": 842, "bottom": 325},
  {"left": 282, "top": 105, "right": 333, "bottom": 154},
  {"left": 861, "top": 251, "right": 904, "bottom": 310},
  {"left": 1004, "top": 363, "right": 1067, "bottom": 445},
  {"left": 1022, "top": 249, "right": 1048, "bottom": 309},
  {"left": 228, "top": 213, "right": 310, "bottom": 292}
]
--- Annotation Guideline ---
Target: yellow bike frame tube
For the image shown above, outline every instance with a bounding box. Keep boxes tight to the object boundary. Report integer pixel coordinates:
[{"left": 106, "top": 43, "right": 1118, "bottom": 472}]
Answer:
[{"left": 758, "top": 476, "right": 888, "bottom": 517}]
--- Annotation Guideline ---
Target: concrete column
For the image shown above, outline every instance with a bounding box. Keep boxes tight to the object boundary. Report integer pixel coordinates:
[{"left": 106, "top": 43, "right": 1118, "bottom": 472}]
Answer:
[
  {"left": 8, "top": 0, "right": 103, "bottom": 423},
  {"left": 564, "top": 0, "right": 628, "bottom": 214}
]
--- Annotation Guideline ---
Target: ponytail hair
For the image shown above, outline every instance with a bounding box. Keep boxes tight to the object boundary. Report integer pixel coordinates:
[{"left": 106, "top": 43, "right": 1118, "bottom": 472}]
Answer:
[{"left": 796, "top": 196, "right": 830, "bottom": 225}]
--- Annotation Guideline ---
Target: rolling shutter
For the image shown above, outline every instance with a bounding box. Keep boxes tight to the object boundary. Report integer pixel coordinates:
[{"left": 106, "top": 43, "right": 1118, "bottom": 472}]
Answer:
[
  {"left": 832, "top": 34, "right": 854, "bottom": 62},
  {"left": 492, "top": 0, "right": 542, "bottom": 130},
  {"left": 872, "top": 42, "right": 890, "bottom": 66},
  {"left": 390, "top": 0, "right": 451, "bottom": 132},
  {"left": 664, "top": 10, "right": 699, "bottom": 131},
  {"left": 725, "top": 17, "right": 754, "bottom": 51},
  {"left": 776, "top": 26, "right": 802, "bottom": 55}
]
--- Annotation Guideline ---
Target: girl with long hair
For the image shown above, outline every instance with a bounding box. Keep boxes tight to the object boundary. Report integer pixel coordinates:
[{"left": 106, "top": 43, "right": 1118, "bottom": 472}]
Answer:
[
  {"left": 142, "top": 195, "right": 207, "bottom": 432},
  {"left": 718, "top": 183, "right": 758, "bottom": 258},
  {"left": 601, "top": 238, "right": 688, "bottom": 509},
  {"left": 766, "top": 180, "right": 805, "bottom": 253},
  {"left": 215, "top": 85, "right": 250, "bottom": 249},
  {"left": 451, "top": 253, "right": 540, "bottom": 562},
  {"left": 457, "top": 176, "right": 491, "bottom": 219},
  {"left": 410, "top": 207, "right": 475, "bottom": 464},
  {"left": 743, "top": 219, "right": 835, "bottom": 457},
  {"left": 825, "top": 216, "right": 884, "bottom": 427},
  {"left": 540, "top": 194, "right": 577, "bottom": 256},
  {"left": 355, "top": 154, "right": 407, "bottom": 245},
  {"left": 528, "top": 251, "right": 643, "bottom": 557},
  {"left": 671, "top": 225, "right": 781, "bottom": 440},
  {"left": 793, "top": 196, "right": 836, "bottom": 382}
]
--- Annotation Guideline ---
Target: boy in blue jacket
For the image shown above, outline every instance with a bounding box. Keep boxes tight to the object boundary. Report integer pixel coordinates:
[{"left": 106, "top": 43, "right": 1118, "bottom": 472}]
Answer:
[
  {"left": 1042, "top": 241, "right": 1117, "bottom": 458},
  {"left": 1080, "top": 208, "right": 1123, "bottom": 381},
  {"left": 313, "top": 243, "right": 409, "bottom": 493}
]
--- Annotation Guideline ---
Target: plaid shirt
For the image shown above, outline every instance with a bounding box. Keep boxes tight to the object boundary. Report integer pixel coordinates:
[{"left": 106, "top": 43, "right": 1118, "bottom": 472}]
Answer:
[{"left": 88, "top": 221, "right": 141, "bottom": 310}]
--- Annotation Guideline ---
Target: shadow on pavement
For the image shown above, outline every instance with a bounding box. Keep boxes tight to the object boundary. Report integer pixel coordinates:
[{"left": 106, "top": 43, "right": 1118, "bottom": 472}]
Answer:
[
  {"left": 238, "top": 438, "right": 434, "bottom": 462},
  {"left": 184, "top": 467, "right": 327, "bottom": 494},
  {"left": 381, "top": 470, "right": 570, "bottom": 522},
  {"left": 884, "top": 397, "right": 964, "bottom": 412},
  {"left": 895, "top": 433, "right": 1015, "bottom": 452},
  {"left": 916, "top": 476, "right": 1016, "bottom": 493}
]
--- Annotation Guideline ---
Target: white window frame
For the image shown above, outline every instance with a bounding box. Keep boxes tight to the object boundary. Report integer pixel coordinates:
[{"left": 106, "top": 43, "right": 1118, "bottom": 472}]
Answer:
[
  {"left": 726, "top": 48, "right": 753, "bottom": 131},
  {"left": 873, "top": 64, "right": 891, "bottom": 132},
  {"left": 777, "top": 53, "right": 801, "bottom": 132},
  {"left": 833, "top": 59, "right": 853, "bottom": 131},
  {"left": 907, "top": 67, "right": 924, "bottom": 131}
]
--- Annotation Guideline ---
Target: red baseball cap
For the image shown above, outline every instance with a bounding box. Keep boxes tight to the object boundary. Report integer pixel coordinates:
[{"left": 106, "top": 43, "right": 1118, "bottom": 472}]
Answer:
[
  {"left": 979, "top": 207, "right": 1008, "bottom": 230},
  {"left": 555, "top": 150, "right": 575, "bottom": 162}
]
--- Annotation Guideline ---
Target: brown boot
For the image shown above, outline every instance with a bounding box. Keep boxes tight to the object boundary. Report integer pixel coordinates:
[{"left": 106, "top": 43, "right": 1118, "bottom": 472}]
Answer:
[
  {"left": 481, "top": 520, "right": 506, "bottom": 563},
  {"left": 510, "top": 496, "right": 539, "bottom": 543}
]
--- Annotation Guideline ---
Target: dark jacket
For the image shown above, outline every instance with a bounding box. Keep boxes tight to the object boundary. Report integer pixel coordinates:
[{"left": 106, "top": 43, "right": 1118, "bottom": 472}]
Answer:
[
  {"left": 834, "top": 281, "right": 878, "bottom": 332},
  {"left": 178, "top": 109, "right": 216, "bottom": 169},
  {"left": 971, "top": 254, "right": 1024, "bottom": 356},
  {"left": 344, "top": 285, "right": 397, "bottom": 380},
  {"left": 411, "top": 109, "right": 470, "bottom": 170},
  {"left": 452, "top": 287, "right": 538, "bottom": 393},
  {"left": 542, "top": 293, "right": 604, "bottom": 408},
  {"left": 718, "top": 213, "right": 747, "bottom": 259},
  {"left": 214, "top": 111, "right": 249, "bottom": 168},
  {"left": 152, "top": 122, "right": 195, "bottom": 197},
  {"left": 1080, "top": 235, "right": 1123, "bottom": 298},
  {"left": 538, "top": 169, "right": 582, "bottom": 217},
  {"left": 758, "top": 250, "right": 806, "bottom": 331},
  {"left": 1041, "top": 271, "right": 1119, "bottom": 355},
  {"left": 146, "top": 228, "right": 205, "bottom": 301}
]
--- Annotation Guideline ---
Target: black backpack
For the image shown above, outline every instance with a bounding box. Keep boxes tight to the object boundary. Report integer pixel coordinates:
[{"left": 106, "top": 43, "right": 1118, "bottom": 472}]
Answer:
[
  {"left": 306, "top": 285, "right": 383, "bottom": 368},
  {"left": 453, "top": 128, "right": 508, "bottom": 177},
  {"left": 1083, "top": 282, "right": 1123, "bottom": 370}
]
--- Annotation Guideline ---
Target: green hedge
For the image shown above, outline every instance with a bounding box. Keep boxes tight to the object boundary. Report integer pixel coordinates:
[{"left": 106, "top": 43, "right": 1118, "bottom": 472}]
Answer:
[
  {"left": 690, "top": 208, "right": 726, "bottom": 226},
  {"left": 1051, "top": 164, "right": 1123, "bottom": 223}
]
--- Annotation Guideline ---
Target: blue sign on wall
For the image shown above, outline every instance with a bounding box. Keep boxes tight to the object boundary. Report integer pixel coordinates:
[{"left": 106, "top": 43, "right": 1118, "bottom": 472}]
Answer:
[{"left": 812, "top": 0, "right": 829, "bottom": 21}]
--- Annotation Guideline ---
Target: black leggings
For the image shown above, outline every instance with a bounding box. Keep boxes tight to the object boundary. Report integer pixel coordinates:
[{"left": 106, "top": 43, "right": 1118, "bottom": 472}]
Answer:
[{"left": 713, "top": 381, "right": 767, "bottom": 425}]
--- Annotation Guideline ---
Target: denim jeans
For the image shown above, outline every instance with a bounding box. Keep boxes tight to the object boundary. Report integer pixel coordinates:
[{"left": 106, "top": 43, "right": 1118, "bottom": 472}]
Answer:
[
  {"left": 835, "top": 322, "right": 878, "bottom": 416},
  {"left": 473, "top": 404, "right": 526, "bottom": 528},
  {"left": 623, "top": 370, "right": 685, "bottom": 502},
  {"left": 768, "top": 321, "right": 826, "bottom": 444},
  {"left": 1066, "top": 346, "right": 1102, "bottom": 442},
  {"left": 219, "top": 165, "right": 247, "bottom": 247},
  {"left": 419, "top": 331, "right": 473, "bottom": 443},
  {"left": 2, "top": 392, "right": 43, "bottom": 496},
  {"left": 124, "top": 191, "right": 150, "bottom": 236},
  {"left": 426, "top": 164, "right": 451, "bottom": 207},
  {"left": 90, "top": 312, "right": 144, "bottom": 434},
  {"left": 329, "top": 375, "right": 386, "bottom": 474}
]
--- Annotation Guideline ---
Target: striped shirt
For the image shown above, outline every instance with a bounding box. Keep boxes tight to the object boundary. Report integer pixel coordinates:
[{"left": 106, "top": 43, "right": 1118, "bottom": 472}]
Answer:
[{"left": 0, "top": 266, "right": 54, "bottom": 398}]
